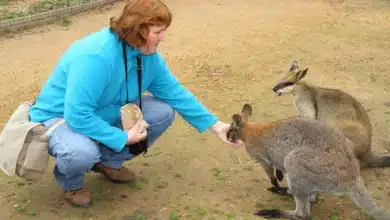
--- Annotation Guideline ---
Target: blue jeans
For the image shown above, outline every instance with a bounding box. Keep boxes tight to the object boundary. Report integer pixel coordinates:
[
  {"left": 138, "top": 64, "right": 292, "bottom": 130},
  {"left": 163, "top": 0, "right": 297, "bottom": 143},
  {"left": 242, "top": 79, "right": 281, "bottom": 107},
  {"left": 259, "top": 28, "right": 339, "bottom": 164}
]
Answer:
[{"left": 42, "top": 95, "right": 175, "bottom": 190}]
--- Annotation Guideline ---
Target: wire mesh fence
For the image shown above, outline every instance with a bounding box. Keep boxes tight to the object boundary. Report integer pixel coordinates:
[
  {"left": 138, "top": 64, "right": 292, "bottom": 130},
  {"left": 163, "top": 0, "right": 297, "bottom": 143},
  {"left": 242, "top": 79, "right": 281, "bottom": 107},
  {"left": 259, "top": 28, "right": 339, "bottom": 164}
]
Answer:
[{"left": 0, "top": 0, "right": 117, "bottom": 32}]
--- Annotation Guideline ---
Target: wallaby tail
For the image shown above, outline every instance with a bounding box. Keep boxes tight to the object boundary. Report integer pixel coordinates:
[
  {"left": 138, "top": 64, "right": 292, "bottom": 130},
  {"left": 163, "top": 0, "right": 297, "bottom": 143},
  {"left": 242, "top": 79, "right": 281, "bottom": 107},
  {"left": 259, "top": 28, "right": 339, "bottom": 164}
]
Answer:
[
  {"left": 362, "top": 150, "right": 390, "bottom": 167},
  {"left": 347, "top": 176, "right": 390, "bottom": 220}
]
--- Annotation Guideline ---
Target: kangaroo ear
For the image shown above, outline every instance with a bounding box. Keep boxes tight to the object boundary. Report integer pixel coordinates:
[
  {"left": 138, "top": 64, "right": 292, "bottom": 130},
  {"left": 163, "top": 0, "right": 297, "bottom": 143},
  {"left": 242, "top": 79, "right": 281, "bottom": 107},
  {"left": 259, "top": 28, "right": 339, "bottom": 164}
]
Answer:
[
  {"left": 241, "top": 103, "right": 252, "bottom": 121},
  {"left": 290, "top": 60, "right": 299, "bottom": 73},
  {"left": 296, "top": 68, "right": 308, "bottom": 81},
  {"left": 232, "top": 114, "right": 243, "bottom": 127}
]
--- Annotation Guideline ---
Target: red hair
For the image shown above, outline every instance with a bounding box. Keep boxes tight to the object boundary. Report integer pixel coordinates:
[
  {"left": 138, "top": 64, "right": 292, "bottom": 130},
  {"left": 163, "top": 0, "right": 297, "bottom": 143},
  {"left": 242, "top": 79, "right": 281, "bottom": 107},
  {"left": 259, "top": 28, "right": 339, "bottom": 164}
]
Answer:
[{"left": 110, "top": 0, "right": 173, "bottom": 48}]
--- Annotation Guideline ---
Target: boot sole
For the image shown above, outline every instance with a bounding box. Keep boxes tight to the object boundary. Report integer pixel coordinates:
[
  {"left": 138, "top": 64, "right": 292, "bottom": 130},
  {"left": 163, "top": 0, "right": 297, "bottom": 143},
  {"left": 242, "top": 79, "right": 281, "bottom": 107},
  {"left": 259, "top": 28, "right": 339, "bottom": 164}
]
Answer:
[{"left": 65, "top": 197, "right": 92, "bottom": 208}]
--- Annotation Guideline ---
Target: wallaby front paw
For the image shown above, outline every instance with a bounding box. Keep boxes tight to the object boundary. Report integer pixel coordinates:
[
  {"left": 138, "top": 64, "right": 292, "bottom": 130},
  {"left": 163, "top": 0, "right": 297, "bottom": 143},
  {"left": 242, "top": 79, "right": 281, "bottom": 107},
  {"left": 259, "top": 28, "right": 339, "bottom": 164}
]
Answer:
[
  {"left": 254, "top": 209, "right": 283, "bottom": 218},
  {"left": 276, "top": 169, "right": 284, "bottom": 182},
  {"left": 267, "top": 186, "right": 292, "bottom": 197}
]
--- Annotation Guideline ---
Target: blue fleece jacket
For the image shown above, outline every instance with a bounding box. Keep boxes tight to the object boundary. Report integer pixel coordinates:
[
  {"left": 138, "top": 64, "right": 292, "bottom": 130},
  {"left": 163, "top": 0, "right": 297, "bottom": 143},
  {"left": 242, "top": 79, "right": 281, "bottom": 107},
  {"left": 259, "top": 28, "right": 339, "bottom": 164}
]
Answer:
[{"left": 29, "top": 27, "right": 218, "bottom": 152}]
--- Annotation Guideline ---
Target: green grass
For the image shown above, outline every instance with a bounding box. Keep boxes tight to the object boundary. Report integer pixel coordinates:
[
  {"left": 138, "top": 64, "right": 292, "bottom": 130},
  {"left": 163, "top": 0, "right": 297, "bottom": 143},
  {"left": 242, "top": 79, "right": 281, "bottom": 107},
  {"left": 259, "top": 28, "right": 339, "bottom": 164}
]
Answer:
[
  {"left": 330, "top": 208, "right": 340, "bottom": 220},
  {"left": 169, "top": 211, "right": 179, "bottom": 220},
  {"left": 0, "top": 0, "right": 7, "bottom": 6}
]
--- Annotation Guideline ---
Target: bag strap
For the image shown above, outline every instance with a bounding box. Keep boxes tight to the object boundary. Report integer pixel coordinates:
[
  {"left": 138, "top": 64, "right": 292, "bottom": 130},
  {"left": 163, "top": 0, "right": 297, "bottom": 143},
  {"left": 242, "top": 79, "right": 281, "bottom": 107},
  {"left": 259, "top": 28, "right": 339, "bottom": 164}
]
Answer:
[
  {"left": 122, "top": 41, "right": 148, "bottom": 155},
  {"left": 122, "top": 41, "right": 142, "bottom": 108},
  {"left": 41, "top": 119, "right": 66, "bottom": 139},
  {"left": 136, "top": 56, "right": 143, "bottom": 109}
]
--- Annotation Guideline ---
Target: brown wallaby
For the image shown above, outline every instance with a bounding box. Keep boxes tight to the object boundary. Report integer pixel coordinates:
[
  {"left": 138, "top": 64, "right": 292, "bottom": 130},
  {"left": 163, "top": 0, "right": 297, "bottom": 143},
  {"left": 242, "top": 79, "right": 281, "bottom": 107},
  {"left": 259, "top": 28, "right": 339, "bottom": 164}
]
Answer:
[
  {"left": 226, "top": 103, "right": 390, "bottom": 220},
  {"left": 272, "top": 60, "right": 390, "bottom": 169}
]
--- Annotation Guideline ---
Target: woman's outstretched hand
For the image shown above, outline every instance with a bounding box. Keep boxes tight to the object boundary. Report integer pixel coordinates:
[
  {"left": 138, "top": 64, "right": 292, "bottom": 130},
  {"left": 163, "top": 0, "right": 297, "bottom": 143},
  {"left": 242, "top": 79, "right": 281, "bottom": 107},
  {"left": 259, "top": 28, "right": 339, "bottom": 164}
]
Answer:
[{"left": 210, "top": 120, "right": 242, "bottom": 147}]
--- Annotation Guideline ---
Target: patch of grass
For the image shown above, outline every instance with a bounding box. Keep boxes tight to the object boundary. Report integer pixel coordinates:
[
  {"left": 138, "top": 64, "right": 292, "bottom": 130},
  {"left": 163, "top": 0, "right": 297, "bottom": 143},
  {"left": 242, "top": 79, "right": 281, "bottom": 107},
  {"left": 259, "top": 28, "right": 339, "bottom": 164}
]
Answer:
[
  {"left": 210, "top": 209, "right": 225, "bottom": 215},
  {"left": 0, "top": 0, "right": 7, "bottom": 6},
  {"left": 193, "top": 207, "right": 207, "bottom": 216},
  {"left": 226, "top": 213, "right": 234, "bottom": 219},
  {"left": 80, "top": 209, "right": 94, "bottom": 218},
  {"left": 155, "top": 180, "right": 168, "bottom": 190},
  {"left": 174, "top": 173, "right": 183, "bottom": 178},
  {"left": 330, "top": 208, "right": 340, "bottom": 220},
  {"left": 169, "top": 211, "right": 179, "bottom": 220},
  {"left": 330, "top": 215, "right": 339, "bottom": 220},
  {"left": 139, "top": 176, "right": 148, "bottom": 184},
  {"left": 0, "top": 0, "right": 93, "bottom": 21},
  {"left": 13, "top": 205, "right": 38, "bottom": 217},
  {"left": 122, "top": 212, "right": 147, "bottom": 220},
  {"left": 342, "top": 194, "right": 350, "bottom": 200},
  {"left": 243, "top": 166, "right": 253, "bottom": 171},
  {"left": 0, "top": 0, "right": 81, "bottom": 21},
  {"left": 256, "top": 201, "right": 266, "bottom": 208},
  {"left": 93, "top": 190, "right": 116, "bottom": 202},
  {"left": 1, "top": 11, "right": 25, "bottom": 20},
  {"left": 279, "top": 195, "right": 294, "bottom": 201},
  {"left": 211, "top": 168, "right": 228, "bottom": 181},
  {"left": 129, "top": 182, "right": 143, "bottom": 190},
  {"left": 59, "top": 18, "right": 72, "bottom": 27},
  {"left": 211, "top": 168, "right": 221, "bottom": 176}
]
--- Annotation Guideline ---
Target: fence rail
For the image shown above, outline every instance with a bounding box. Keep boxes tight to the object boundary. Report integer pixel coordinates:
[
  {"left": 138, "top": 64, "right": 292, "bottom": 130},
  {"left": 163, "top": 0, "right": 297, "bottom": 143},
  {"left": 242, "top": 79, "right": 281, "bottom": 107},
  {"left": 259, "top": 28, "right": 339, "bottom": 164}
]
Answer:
[{"left": 0, "top": 0, "right": 118, "bottom": 32}]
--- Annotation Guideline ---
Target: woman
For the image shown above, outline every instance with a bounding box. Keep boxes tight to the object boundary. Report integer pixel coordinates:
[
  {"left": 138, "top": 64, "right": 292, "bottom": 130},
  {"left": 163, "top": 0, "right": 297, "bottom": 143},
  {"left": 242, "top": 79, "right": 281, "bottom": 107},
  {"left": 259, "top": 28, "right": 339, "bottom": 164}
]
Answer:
[{"left": 29, "top": 0, "right": 240, "bottom": 207}]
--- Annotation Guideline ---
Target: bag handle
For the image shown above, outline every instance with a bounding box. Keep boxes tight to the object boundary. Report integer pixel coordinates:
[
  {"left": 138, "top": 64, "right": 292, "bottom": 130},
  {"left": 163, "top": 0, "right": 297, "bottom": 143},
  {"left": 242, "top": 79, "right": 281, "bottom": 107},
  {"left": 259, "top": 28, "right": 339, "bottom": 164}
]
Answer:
[{"left": 122, "top": 41, "right": 148, "bottom": 155}]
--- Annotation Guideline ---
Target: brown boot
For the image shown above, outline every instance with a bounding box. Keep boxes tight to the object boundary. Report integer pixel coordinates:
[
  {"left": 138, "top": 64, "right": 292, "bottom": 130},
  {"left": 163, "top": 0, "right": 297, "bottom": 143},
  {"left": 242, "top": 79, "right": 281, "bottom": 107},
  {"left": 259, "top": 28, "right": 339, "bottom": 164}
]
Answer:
[
  {"left": 91, "top": 163, "right": 136, "bottom": 183},
  {"left": 64, "top": 187, "right": 92, "bottom": 208}
]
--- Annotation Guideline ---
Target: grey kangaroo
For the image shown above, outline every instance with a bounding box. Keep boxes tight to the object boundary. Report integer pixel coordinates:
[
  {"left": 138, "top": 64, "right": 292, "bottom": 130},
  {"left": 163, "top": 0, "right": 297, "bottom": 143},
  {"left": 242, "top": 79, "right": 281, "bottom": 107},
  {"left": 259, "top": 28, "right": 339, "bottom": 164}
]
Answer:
[
  {"left": 226, "top": 103, "right": 390, "bottom": 220},
  {"left": 272, "top": 60, "right": 390, "bottom": 169}
]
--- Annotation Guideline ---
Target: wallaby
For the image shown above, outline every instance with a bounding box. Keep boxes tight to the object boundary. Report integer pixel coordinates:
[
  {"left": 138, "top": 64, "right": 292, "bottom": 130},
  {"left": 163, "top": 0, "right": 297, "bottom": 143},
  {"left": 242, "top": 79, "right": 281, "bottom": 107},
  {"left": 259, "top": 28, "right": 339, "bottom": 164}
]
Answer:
[
  {"left": 226, "top": 104, "right": 390, "bottom": 220},
  {"left": 272, "top": 60, "right": 390, "bottom": 169}
]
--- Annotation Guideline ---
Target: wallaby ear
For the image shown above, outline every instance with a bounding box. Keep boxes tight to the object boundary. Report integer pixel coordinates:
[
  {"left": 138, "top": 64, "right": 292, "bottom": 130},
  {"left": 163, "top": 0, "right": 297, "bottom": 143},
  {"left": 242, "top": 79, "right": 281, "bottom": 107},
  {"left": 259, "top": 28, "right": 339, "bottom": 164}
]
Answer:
[
  {"left": 241, "top": 103, "right": 252, "bottom": 121},
  {"left": 232, "top": 114, "right": 243, "bottom": 127},
  {"left": 296, "top": 68, "right": 308, "bottom": 81},
  {"left": 289, "top": 60, "right": 299, "bottom": 73}
]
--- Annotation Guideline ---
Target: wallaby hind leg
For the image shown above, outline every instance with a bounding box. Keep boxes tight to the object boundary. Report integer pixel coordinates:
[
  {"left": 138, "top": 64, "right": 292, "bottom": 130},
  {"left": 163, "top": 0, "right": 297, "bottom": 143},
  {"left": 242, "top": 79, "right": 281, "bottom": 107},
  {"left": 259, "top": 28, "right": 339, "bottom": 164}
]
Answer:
[
  {"left": 361, "top": 149, "right": 390, "bottom": 168},
  {"left": 256, "top": 175, "right": 312, "bottom": 220}
]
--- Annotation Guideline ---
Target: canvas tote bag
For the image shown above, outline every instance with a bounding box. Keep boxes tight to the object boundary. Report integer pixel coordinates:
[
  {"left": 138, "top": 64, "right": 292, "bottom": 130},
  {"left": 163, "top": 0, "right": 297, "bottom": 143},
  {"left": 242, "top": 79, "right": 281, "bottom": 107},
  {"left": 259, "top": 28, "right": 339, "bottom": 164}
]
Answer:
[{"left": 0, "top": 101, "right": 64, "bottom": 181}]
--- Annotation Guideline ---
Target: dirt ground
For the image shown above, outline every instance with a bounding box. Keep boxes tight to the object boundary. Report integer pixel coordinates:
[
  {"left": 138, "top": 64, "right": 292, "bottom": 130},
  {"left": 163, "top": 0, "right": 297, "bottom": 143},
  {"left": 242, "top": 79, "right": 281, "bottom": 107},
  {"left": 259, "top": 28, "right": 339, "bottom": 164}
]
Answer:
[{"left": 1, "top": 0, "right": 390, "bottom": 219}]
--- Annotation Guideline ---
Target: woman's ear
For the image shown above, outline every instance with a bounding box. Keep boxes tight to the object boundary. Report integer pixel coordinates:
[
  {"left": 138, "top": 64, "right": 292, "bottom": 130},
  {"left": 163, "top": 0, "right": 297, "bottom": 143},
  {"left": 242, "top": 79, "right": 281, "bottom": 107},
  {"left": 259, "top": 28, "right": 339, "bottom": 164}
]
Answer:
[{"left": 138, "top": 24, "right": 149, "bottom": 41}]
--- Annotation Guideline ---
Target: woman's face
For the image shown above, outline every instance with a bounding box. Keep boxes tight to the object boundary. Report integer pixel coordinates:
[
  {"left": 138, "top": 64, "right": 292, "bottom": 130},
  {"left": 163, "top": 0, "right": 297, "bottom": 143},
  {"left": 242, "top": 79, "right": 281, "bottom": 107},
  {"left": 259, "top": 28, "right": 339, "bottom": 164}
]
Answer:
[{"left": 139, "top": 24, "right": 167, "bottom": 55}]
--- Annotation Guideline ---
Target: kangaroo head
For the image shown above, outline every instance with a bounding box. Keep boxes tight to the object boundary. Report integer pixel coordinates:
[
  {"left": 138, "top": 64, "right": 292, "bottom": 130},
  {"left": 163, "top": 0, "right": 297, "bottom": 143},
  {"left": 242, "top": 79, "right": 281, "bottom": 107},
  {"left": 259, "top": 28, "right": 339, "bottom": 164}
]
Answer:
[
  {"left": 272, "top": 60, "right": 308, "bottom": 96},
  {"left": 226, "top": 103, "right": 252, "bottom": 143}
]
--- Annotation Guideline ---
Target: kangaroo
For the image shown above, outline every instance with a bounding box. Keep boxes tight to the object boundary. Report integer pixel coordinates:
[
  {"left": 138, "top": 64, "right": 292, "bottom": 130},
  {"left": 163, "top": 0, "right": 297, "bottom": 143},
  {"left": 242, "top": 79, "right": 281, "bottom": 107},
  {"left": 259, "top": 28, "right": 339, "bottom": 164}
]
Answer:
[
  {"left": 272, "top": 60, "right": 390, "bottom": 169},
  {"left": 226, "top": 103, "right": 390, "bottom": 220}
]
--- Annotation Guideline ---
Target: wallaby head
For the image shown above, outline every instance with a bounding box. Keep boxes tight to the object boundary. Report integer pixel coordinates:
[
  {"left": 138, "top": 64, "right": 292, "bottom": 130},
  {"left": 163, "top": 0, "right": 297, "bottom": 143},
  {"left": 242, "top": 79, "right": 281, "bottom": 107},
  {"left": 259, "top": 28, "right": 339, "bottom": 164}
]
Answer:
[
  {"left": 272, "top": 60, "right": 308, "bottom": 96},
  {"left": 226, "top": 103, "right": 252, "bottom": 143}
]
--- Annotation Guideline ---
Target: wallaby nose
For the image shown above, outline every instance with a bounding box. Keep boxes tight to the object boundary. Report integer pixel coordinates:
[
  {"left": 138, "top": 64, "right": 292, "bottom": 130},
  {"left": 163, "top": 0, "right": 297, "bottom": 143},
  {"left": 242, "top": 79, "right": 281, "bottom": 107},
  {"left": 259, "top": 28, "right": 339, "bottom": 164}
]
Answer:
[{"left": 272, "top": 85, "right": 278, "bottom": 92}]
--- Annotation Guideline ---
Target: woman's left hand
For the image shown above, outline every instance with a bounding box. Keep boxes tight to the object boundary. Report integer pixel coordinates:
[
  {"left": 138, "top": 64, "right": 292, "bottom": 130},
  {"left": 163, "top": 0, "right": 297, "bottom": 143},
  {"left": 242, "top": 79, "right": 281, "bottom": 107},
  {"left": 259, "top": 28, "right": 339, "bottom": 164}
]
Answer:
[{"left": 210, "top": 120, "right": 242, "bottom": 147}]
